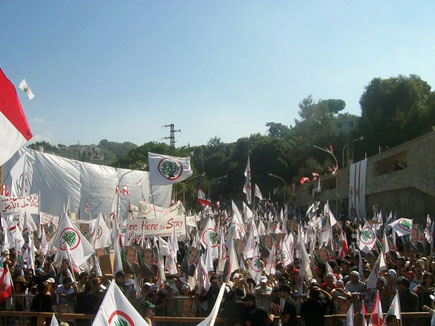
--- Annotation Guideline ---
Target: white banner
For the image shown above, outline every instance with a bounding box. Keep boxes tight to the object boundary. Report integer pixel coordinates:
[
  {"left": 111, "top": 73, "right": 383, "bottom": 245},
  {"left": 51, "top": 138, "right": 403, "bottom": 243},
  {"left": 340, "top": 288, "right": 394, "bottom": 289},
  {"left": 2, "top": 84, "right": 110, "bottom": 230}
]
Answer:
[
  {"left": 126, "top": 214, "right": 186, "bottom": 237},
  {"left": 131, "top": 201, "right": 184, "bottom": 219},
  {"left": 349, "top": 159, "right": 368, "bottom": 219},
  {"left": 0, "top": 193, "right": 39, "bottom": 215}
]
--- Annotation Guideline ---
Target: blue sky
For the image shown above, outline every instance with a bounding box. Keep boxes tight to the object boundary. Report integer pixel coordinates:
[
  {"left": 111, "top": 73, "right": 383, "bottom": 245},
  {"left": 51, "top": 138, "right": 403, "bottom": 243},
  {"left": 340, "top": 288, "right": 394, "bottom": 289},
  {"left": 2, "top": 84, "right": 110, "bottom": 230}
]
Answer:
[{"left": 2, "top": 1, "right": 435, "bottom": 148}]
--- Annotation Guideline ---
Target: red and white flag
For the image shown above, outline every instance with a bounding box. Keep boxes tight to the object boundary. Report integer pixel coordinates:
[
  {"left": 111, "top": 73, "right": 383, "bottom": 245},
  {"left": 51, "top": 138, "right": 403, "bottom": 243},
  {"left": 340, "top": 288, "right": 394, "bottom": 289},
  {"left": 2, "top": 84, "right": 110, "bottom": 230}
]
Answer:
[
  {"left": 300, "top": 176, "right": 310, "bottom": 185},
  {"left": 361, "top": 301, "right": 368, "bottom": 326},
  {"left": 197, "top": 188, "right": 212, "bottom": 206},
  {"left": 0, "top": 69, "right": 33, "bottom": 166},
  {"left": 0, "top": 265, "right": 13, "bottom": 302},
  {"left": 369, "top": 291, "right": 383, "bottom": 326},
  {"left": 338, "top": 229, "right": 349, "bottom": 259}
]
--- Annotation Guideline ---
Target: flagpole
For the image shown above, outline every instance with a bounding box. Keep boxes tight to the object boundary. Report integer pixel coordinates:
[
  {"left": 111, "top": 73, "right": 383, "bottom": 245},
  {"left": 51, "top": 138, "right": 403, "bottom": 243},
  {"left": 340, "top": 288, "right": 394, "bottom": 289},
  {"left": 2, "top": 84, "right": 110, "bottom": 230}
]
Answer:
[{"left": 149, "top": 181, "right": 158, "bottom": 220}]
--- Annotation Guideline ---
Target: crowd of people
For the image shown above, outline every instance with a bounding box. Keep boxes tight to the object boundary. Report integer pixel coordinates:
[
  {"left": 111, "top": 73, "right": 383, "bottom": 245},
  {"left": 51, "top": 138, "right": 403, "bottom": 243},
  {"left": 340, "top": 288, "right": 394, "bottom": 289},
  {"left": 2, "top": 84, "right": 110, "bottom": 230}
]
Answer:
[{"left": 0, "top": 205, "right": 434, "bottom": 326}]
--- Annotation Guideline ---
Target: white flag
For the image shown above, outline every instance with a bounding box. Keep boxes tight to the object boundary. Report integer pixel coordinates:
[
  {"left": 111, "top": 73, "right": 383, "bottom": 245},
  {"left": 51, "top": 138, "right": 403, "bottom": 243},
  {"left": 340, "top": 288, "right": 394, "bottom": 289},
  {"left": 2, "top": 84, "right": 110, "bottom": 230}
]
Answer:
[
  {"left": 91, "top": 280, "right": 149, "bottom": 326},
  {"left": 112, "top": 223, "right": 123, "bottom": 276},
  {"left": 383, "top": 231, "right": 390, "bottom": 254},
  {"left": 247, "top": 244, "right": 262, "bottom": 284},
  {"left": 52, "top": 213, "right": 94, "bottom": 267},
  {"left": 346, "top": 303, "right": 354, "bottom": 326},
  {"left": 18, "top": 79, "right": 35, "bottom": 100},
  {"left": 199, "top": 255, "right": 210, "bottom": 291},
  {"left": 40, "top": 226, "right": 49, "bottom": 256},
  {"left": 243, "top": 228, "right": 256, "bottom": 259},
  {"left": 389, "top": 218, "right": 413, "bottom": 237},
  {"left": 358, "top": 221, "right": 377, "bottom": 254},
  {"left": 299, "top": 231, "right": 313, "bottom": 281},
  {"left": 366, "top": 254, "right": 381, "bottom": 290},
  {"left": 385, "top": 290, "right": 401, "bottom": 323},
  {"left": 49, "top": 314, "right": 59, "bottom": 326},
  {"left": 243, "top": 157, "right": 252, "bottom": 204},
  {"left": 196, "top": 283, "right": 226, "bottom": 326},
  {"left": 148, "top": 152, "right": 192, "bottom": 185},
  {"left": 92, "top": 213, "right": 112, "bottom": 250},
  {"left": 254, "top": 184, "right": 263, "bottom": 200},
  {"left": 225, "top": 238, "right": 239, "bottom": 280}
]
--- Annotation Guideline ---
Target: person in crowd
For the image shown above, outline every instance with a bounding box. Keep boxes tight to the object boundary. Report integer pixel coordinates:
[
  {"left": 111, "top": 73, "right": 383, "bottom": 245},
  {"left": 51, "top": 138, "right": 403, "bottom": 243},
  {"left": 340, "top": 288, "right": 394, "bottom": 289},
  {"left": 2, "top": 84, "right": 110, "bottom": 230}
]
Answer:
[
  {"left": 405, "top": 271, "right": 419, "bottom": 292},
  {"left": 254, "top": 276, "right": 273, "bottom": 312},
  {"left": 271, "top": 284, "right": 297, "bottom": 326},
  {"left": 199, "top": 275, "right": 221, "bottom": 315},
  {"left": 77, "top": 271, "right": 89, "bottom": 293},
  {"left": 30, "top": 282, "right": 52, "bottom": 326},
  {"left": 141, "top": 301, "right": 155, "bottom": 326},
  {"left": 300, "top": 286, "right": 331, "bottom": 326},
  {"left": 76, "top": 282, "right": 97, "bottom": 326},
  {"left": 321, "top": 272, "right": 337, "bottom": 293},
  {"left": 331, "top": 279, "right": 352, "bottom": 313},
  {"left": 345, "top": 271, "right": 366, "bottom": 294},
  {"left": 385, "top": 314, "right": 399, "bottom": 326},
  {"left": 223, "top": 288, "right": 248, "bottom": 326},
  {"left": 399, "top": 278, "right": 419, "bottom": 312},
  {"left": 54, "top": 277, "right": 77, "bottom": 313},
  {"left": 31, "top": 282, "right": 52, "bottom": 312},
  {"left": 416, "top": 272, "right": 434, "bottom": 311},
  {"left": 114, "top": 271, "right": 126, "bottom": 293},
  {"left": 13, "top": 276, "right": 28, "bottom": 311},
  {"left": 245, "top": 293, "right": 273, "bottom": 326}
]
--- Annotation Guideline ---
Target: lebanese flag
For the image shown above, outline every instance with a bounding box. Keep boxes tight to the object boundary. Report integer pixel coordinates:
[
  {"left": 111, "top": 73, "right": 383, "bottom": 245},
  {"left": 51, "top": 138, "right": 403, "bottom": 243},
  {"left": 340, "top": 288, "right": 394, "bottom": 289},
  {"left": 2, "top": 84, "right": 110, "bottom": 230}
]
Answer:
[
  {"left": 338, "top": 229, "right": 349, "bottom": 259},
  {"left": 0, "top": 265, "right": 13, "bottom": 302},
  {"left": 361, "top": 301, "right": 368, "bottom": 326},
  {"left": 0, "top": 69, "right": 33, "bottom": 166},
  {"left": 197, "top": 188, "right": 212, "bottom": 206},
  {"left": 368, "top": 291, "right": 383, "bottom": 326}
]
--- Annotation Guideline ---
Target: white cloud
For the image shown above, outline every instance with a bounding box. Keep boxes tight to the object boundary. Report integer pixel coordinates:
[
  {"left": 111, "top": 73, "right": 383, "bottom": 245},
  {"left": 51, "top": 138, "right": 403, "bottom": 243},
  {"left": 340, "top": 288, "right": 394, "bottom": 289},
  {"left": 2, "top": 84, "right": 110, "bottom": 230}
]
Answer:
[{"left": 32, "top": 117, "right": 44, "bottom": 123}]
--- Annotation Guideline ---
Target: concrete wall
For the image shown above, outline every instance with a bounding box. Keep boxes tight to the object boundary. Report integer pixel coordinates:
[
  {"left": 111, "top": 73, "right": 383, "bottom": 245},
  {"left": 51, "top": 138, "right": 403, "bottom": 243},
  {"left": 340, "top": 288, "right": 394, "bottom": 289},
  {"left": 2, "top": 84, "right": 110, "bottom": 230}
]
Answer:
[{"left": 294, "top": 131, "right": 435, "bottom": 223}]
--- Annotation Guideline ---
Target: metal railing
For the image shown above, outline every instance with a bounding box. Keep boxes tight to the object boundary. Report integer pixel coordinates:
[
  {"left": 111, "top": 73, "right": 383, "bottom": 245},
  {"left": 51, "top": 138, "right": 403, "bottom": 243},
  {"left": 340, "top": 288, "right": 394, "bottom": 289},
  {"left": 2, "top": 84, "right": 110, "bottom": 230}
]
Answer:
[{"left": 0, "top": 310, "right": 431, "bottom": 326}]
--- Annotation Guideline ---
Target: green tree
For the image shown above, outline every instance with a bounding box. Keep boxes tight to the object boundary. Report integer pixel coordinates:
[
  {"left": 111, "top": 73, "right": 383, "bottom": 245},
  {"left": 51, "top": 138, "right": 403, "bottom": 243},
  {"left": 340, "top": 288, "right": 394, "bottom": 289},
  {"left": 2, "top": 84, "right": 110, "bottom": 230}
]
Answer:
[{"left": 357, "top": 75, "right": 435, "bottom": 156}]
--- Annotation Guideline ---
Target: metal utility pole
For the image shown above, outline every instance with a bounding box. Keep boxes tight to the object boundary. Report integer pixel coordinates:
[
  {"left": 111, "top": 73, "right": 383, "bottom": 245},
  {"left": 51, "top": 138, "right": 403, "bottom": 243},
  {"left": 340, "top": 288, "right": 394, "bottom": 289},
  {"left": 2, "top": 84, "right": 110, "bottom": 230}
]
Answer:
[{"left": 163, "top": 124, "right": 181, "bottom": 148}]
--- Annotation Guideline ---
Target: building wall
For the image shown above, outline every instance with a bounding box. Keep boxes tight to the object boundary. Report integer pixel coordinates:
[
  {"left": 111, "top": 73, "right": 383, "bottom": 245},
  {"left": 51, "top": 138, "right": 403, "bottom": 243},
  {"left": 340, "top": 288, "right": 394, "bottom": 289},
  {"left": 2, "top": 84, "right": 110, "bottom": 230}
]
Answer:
[{"left": 295, "top": 131, "right": 435, "bottom": 223}]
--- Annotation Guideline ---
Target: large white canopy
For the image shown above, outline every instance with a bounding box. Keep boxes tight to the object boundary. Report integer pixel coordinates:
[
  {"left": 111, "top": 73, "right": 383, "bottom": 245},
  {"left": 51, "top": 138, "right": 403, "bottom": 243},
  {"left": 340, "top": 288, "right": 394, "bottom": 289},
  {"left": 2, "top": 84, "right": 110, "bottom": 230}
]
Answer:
[{"left": 1, "top": 148, "right": 172, "bottom": 219}]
